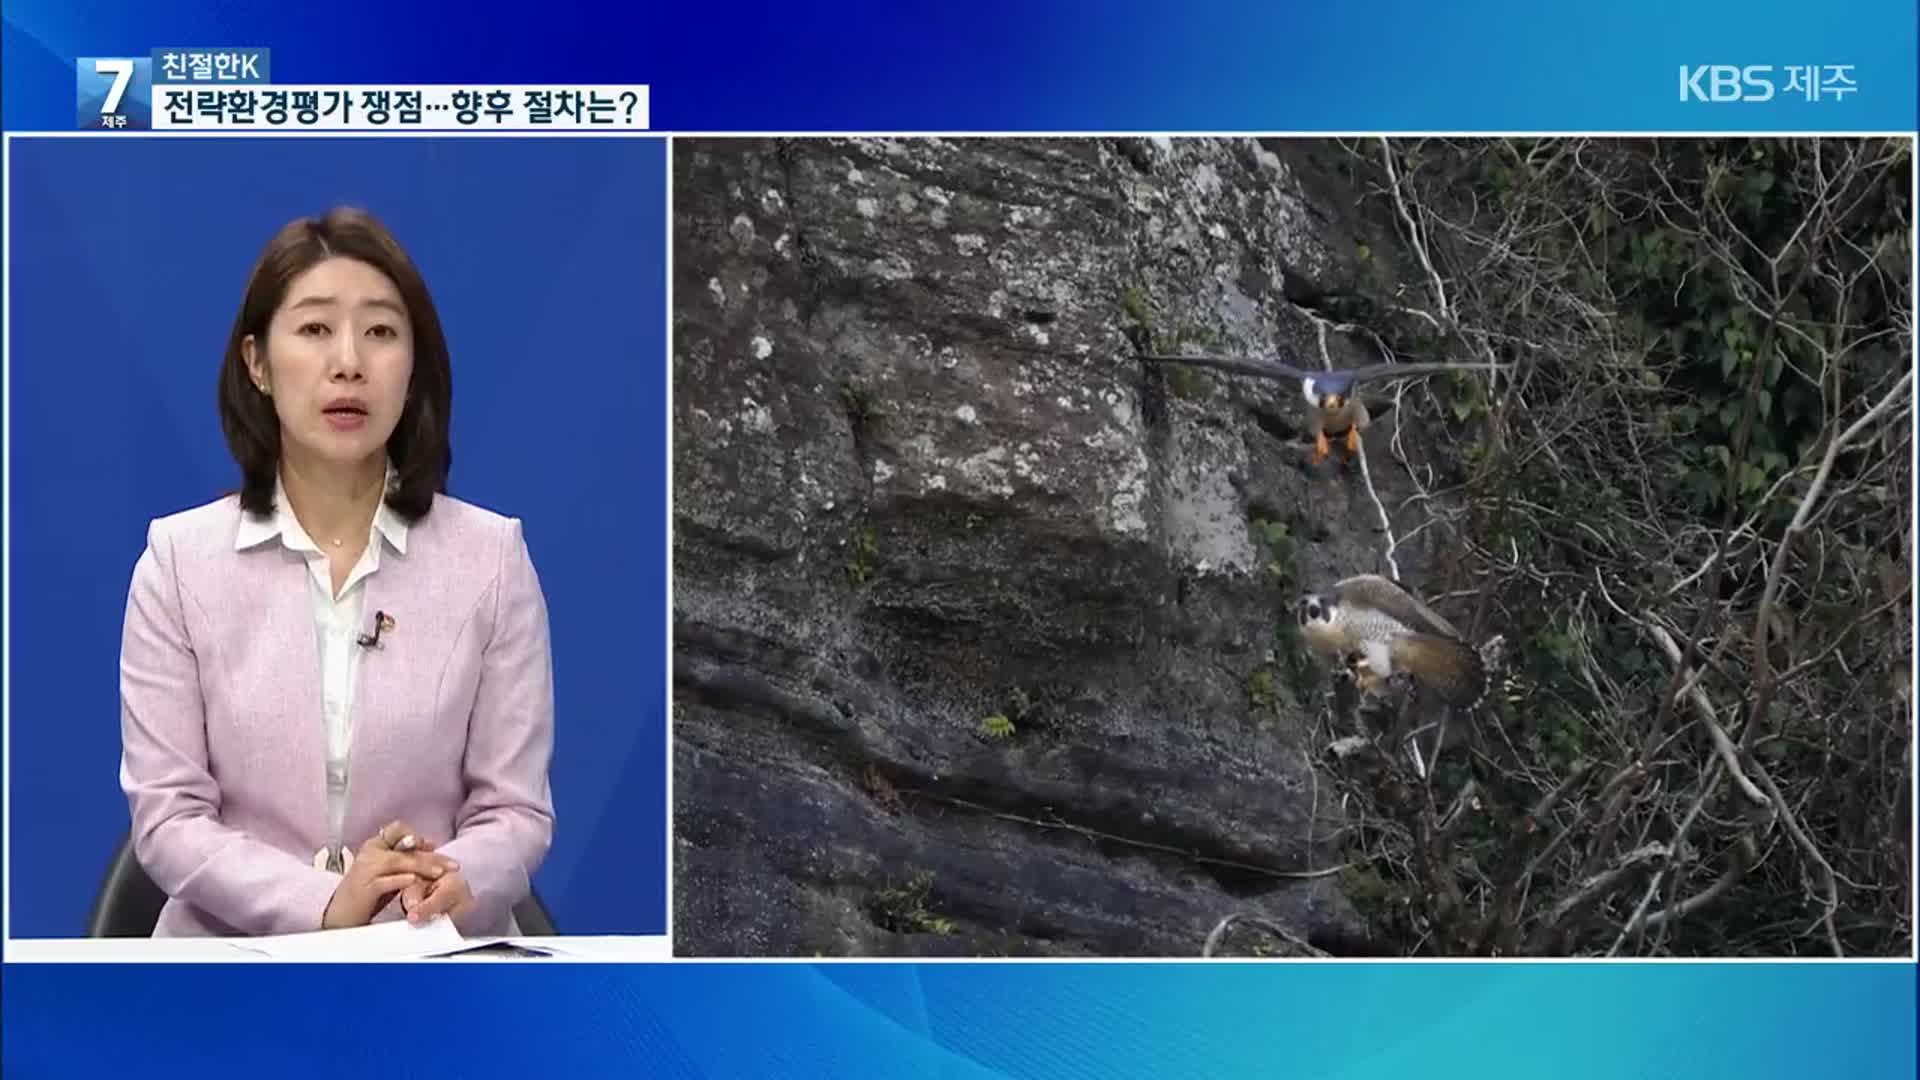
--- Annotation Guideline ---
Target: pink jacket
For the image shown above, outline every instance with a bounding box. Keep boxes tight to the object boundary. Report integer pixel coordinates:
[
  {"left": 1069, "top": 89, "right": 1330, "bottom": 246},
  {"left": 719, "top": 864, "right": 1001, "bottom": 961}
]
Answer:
[{"left": 118, "top": 492, "right": 555, "bottom": 937}]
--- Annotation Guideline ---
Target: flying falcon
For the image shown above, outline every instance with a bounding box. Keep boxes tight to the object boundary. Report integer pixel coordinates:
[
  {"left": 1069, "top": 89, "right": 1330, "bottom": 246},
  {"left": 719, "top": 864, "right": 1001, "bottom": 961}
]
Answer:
[
  {"left": 1295, "top": 574, "right": 1486, "bottom": 708},
  {"left": 1138, "top": 351, "right": 1508, "bottom": 464}
]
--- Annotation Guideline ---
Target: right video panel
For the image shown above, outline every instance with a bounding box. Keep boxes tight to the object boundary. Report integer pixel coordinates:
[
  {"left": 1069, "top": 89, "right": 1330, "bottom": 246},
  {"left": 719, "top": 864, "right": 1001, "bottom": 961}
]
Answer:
[{"left": 670, "top": 135, "right": 1915, "bottom": 961}]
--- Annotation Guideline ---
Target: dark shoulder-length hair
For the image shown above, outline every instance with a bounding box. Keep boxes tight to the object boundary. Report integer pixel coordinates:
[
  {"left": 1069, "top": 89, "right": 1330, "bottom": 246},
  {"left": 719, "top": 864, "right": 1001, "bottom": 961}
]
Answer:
[{"left": 216, "top": 207, "right": 452, "bottom": 522}]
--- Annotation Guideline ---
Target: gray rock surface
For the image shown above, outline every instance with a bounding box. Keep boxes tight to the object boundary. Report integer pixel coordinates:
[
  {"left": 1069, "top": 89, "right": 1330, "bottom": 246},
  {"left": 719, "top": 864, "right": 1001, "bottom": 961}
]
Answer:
[{"left": 671, "top": 136, "right": 1460, "bottom": 956}]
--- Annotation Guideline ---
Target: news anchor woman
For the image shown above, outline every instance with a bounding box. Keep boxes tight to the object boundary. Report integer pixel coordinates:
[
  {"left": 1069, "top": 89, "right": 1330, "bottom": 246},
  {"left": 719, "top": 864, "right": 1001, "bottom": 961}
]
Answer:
[{"left": 117, "top": 207, "right": 555, "bottom": 937}]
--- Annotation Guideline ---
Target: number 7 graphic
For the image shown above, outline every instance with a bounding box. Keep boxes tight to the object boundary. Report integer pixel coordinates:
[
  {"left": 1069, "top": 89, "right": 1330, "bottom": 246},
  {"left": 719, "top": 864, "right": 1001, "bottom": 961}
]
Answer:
[
  {"left": 76, "top": 56, "right": 152, "bottom": 129},
  {"left": 95, "top": 59, "right": 135, "bottom": 114}
]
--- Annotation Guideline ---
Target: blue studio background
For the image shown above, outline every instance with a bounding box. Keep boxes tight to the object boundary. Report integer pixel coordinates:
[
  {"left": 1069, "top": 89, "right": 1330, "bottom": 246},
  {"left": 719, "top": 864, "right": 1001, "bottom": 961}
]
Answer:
[{"left": 6, "top": 136, "right": 667, "bottom": 937}]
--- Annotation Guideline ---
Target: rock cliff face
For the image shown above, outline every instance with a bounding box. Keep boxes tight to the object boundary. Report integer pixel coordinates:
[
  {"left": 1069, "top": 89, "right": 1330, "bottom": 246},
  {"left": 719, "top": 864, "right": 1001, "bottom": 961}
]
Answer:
[{"left": 670, "top": 136, "right": 1463, "bottom": 956}]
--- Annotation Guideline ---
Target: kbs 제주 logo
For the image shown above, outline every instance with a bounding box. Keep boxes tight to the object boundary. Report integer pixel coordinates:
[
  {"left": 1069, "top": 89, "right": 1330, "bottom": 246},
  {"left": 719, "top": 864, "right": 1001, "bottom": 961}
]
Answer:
[{"left": 1679, "top": 65, "right": 1858, "bottom": 102}]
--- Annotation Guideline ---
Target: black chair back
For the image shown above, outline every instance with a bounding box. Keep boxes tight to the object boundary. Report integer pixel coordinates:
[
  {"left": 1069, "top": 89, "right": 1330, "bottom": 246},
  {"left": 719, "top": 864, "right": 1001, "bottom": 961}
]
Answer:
[
  {"left": 512, "top": 887, "right": 557, "bottom": 935},
  {"left": 86, "top": 832, "right": 171, "bottom": 937}
]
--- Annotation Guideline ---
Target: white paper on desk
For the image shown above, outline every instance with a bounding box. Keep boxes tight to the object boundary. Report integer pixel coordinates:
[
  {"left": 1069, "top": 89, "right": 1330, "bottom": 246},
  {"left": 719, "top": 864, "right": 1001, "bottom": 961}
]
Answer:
[
  {"left": 228, "top": 917, "right": 468, "bottom": 961},
  {"left": 436, "top": 937, "right": 666, "bottom": 960},
  {"left": 423, "top": 936, "right": 560, "bottom": 958}
]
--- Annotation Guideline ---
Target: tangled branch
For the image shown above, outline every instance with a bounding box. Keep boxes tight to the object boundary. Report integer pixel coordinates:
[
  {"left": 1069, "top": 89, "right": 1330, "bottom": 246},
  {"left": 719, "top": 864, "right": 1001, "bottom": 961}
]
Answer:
[{"left": 1309, "top": 136, "right": 1911, "bottom": 957}]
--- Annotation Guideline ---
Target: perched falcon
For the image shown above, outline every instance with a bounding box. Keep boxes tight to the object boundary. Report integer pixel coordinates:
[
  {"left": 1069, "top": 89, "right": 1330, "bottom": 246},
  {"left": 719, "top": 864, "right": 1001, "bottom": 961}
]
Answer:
[
  {"left": 1137, "top": 351, "right": 1508, "bottom": 464},
  {"left": 1295, "top": 574, "right": 1486, "bottom": 707}
]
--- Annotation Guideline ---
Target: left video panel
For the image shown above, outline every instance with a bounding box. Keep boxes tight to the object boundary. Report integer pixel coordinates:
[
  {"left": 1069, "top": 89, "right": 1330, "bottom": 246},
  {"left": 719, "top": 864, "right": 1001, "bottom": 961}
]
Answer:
[{"left": 6, "top": 135, "right": 669, "bottom": 955}]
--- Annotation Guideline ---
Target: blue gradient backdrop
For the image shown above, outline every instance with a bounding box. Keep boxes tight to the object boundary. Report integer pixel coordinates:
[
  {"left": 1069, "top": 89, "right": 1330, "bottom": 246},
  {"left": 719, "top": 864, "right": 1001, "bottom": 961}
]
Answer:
[
  {"left": 6, "top": 136, "right": 668, "bottom": 938},
  {"left": 5, "top": 1, "right": 1917, "bottom": 1076},
  {"left": 3, "top": 0, "right": 1916, "bottom": 131},
  {"left": 3, "top": 963, "right": 1916, "bottom": 1076}
]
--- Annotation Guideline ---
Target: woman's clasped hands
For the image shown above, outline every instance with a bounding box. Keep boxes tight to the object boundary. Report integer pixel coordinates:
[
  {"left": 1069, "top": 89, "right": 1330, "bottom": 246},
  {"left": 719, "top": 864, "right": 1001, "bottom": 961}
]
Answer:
[{"left": 320, "top": 820, "right": 478, "bottom": 930}]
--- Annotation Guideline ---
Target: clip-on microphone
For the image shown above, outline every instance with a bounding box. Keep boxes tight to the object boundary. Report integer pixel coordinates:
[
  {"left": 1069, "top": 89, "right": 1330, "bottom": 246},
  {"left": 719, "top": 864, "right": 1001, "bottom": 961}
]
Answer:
[{"left": 357, "top": 610, "right": 394, "bottom": 649}]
